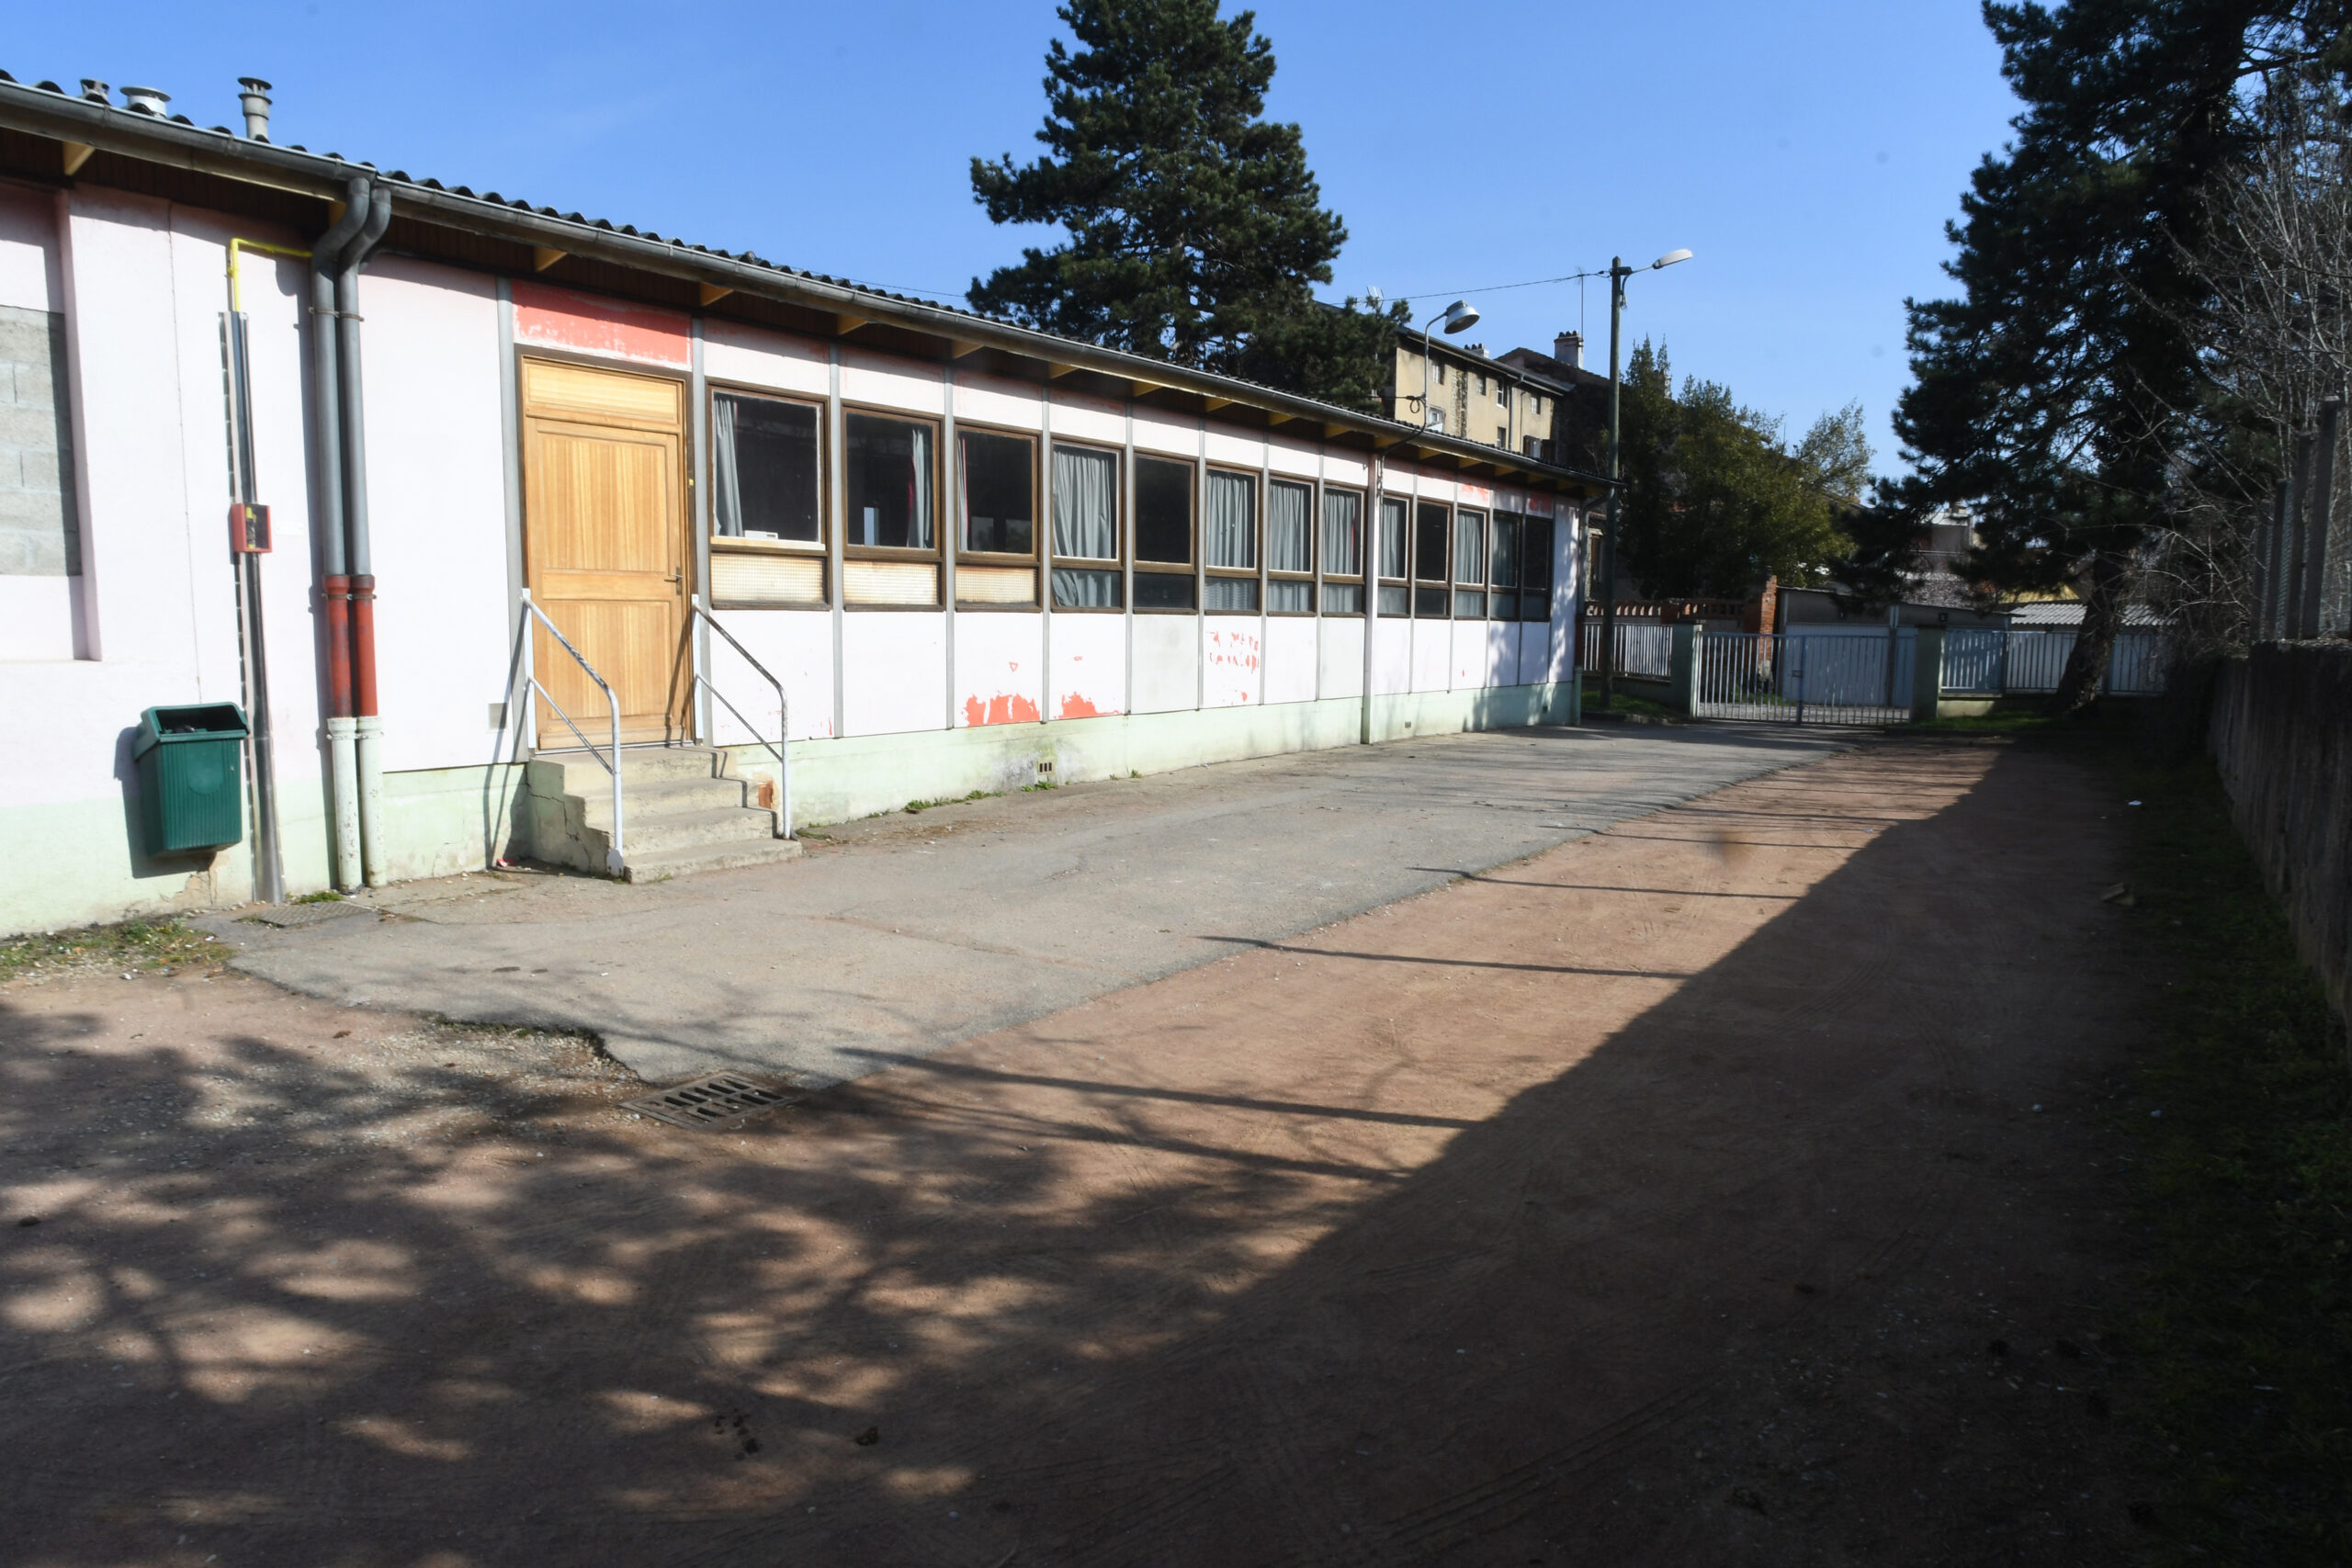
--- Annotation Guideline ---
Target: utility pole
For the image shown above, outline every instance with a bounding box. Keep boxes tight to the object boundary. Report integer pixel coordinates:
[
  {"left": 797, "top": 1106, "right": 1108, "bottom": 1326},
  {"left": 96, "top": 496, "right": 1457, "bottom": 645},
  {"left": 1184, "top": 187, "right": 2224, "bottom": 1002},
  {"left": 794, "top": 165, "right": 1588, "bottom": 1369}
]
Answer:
[
  {"left": 1593, "top": 248, "right": 1690, "bottom": 711},
  {"left": 1599, "top": 258, "right": 1628, "bottom": 709}
]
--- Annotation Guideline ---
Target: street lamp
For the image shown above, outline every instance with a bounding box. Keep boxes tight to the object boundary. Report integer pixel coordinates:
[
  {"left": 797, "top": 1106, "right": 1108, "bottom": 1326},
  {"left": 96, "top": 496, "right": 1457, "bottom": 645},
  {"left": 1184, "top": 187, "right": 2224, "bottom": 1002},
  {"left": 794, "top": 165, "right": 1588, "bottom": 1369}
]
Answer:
[
  {"left": 1595, "top": 249, "right": 1692, "bottom": 711},
  {"left": 1419, "top": 299, "right": 1481, "bottom": 433}
]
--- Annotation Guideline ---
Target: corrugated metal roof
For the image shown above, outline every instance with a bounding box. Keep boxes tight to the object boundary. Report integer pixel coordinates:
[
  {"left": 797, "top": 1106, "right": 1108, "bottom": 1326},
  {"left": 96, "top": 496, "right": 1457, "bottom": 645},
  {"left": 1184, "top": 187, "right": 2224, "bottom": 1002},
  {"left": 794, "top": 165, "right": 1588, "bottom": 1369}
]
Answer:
[{"left": 0, "top": 70, "right": 1611, "bottom": 492}]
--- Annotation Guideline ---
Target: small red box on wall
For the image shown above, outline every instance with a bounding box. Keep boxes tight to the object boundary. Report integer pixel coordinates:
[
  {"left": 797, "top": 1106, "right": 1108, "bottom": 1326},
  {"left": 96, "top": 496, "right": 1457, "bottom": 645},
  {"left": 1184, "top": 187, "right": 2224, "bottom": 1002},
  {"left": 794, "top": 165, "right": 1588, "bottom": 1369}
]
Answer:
[{"left": 228, "top": 502, "right": 271, "bottom": 555}]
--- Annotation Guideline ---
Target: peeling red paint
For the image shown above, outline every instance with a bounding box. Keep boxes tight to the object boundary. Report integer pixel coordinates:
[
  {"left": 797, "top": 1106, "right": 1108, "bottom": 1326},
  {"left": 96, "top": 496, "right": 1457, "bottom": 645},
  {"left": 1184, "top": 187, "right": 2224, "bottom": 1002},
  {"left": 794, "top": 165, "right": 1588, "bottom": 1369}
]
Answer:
[
  {"left": 1058, "top": 692, "right": 1110, "bottom": 719},
  {"left": 513, "top": 280, "right": 692, "bottom": 367},
  {"left": 964, "top": 693, "right": 1043, "bottom": 727}
]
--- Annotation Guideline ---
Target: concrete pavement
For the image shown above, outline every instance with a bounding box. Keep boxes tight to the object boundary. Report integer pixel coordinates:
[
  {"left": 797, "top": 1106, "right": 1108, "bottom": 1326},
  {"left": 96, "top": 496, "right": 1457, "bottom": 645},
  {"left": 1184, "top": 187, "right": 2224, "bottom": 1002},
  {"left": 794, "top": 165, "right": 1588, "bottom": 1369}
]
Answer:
[{"left": 209, "top": 722, "right": 1849, "bottom": 1082}]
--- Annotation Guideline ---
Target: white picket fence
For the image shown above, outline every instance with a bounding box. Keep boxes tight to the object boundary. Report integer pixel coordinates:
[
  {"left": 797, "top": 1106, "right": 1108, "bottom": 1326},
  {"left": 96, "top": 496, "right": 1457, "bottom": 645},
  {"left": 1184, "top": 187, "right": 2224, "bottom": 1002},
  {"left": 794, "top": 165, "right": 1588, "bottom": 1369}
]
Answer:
[
  {"left": 1578, "top": 620, "right": 1675, "bottom": 679},
  {"left": 1941, "top": 629, "right": 2168, "bottom": 695}
]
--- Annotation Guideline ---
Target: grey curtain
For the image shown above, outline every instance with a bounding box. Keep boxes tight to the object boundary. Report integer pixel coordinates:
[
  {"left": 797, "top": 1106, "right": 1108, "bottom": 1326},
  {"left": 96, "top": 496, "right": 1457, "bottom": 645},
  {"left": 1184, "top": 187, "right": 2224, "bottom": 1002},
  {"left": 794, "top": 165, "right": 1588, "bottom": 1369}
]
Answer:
[
  {"left": 1052, "top": 446, "right": 1116, "bottom": 559},
  {"left": 1321, "top": 488, "right": 1362, "bottom": 577},
  {"left": 909, "top": 425, "right": 933, "bottom": 549},
  {"left": 1205, "top": 470, "right": 1255, "bottom": 569},
  {"left": 1380, "top": 498, "right": 1408, "bottom": 579},
  {"left": 712, "top": 394, "right": 743, "bottom": 537},
  {"left": 1268, "top": 480, "right": 1311, "bottom": 572},
  {"left": 1053, "top": 567, "right": 1119, "bottom": 607},
  {"left": 1453, "top": 511, "right": 1485, "bottom": 586}
]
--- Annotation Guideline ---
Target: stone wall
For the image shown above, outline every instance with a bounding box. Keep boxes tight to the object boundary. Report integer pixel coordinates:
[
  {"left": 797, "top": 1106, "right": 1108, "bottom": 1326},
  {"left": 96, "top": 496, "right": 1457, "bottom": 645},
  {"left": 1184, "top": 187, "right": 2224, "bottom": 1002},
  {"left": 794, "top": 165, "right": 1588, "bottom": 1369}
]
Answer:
[{"left": 2210, "top": 644, "right": 2352, "bottom": 1033}]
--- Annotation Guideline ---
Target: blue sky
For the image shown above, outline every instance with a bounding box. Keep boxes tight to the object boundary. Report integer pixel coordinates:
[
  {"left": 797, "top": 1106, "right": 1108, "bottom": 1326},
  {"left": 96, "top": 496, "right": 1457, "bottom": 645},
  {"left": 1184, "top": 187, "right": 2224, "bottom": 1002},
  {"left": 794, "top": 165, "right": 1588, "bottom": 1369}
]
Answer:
[{"left": 11, "top": 0, "right": 2018, "bottom": 473}]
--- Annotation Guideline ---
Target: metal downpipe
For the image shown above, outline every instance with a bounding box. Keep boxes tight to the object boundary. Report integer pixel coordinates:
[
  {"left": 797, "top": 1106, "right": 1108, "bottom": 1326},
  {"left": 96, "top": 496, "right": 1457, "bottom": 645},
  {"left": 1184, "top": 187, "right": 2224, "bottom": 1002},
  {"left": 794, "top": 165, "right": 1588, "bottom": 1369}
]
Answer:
[
  {"left": 309, "top": 179, "right": 369, "bottom": 891},
  {"left": 337, "top": 184, "right": 393, "bottom": 886}
]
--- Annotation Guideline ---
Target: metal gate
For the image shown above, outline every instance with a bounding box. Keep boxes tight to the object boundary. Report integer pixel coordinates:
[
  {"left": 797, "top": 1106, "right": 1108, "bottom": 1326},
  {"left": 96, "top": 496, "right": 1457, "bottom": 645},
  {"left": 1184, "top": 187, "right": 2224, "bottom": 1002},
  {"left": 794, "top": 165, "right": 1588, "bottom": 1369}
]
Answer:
[{"left": 1694, "top": 629, "right": 1916, "bottom": 725}]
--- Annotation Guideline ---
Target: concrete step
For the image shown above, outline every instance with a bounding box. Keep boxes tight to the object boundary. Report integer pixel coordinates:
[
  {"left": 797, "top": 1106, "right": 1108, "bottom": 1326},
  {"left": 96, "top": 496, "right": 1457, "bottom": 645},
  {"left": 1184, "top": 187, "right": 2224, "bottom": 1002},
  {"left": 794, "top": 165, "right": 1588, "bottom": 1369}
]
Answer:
[
  {"left": 620, "top": 835, "right": 805, "bottom": 884},
  {"left": 575, "top": 774, "right": 752, "bottom": 829},
  {"left": 533, "top": 746, "right": 730, "bottom": 796},
  {"left": 610, "top": 805, "right": 783, "bottom": 855}
]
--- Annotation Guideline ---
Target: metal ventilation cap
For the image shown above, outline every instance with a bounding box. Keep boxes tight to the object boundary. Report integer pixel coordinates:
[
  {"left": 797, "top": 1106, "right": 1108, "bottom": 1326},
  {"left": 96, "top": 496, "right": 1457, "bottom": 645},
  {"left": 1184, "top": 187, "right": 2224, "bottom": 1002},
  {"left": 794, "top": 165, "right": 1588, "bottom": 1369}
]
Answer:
[
  {"left": 121, "top": 85, "right": 171, "bottom": 116},
  {"left": 237, "top": 77, "right": 272, "bottom": 141}
]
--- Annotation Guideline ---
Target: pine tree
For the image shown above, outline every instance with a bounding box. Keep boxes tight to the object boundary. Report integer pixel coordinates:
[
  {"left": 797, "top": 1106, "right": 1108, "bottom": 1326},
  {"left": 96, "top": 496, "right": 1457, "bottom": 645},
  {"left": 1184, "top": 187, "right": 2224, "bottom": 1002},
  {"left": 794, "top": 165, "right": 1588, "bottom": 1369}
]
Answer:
[
  {"left": 1892, "top": 1, "right": 2336, "bottom": 711},
  {"left": 969, "top": 0, "right": 1398, "bottom": 406}
]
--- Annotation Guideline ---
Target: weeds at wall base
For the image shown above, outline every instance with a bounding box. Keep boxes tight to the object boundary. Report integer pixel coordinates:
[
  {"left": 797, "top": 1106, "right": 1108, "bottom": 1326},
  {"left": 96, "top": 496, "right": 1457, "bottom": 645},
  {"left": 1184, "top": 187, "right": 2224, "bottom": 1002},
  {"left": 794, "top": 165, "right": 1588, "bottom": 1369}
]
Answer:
[{"left": 2095, "top": 735, "right": 2352, "bottom": 1564}]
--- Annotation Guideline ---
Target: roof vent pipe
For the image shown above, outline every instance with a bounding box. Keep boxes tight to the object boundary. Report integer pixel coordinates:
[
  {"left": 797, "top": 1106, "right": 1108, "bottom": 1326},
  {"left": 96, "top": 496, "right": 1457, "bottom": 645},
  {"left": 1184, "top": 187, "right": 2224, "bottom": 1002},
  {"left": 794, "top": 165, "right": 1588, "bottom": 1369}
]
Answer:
[
  {"left": 79, "top": 79, "right": 110, "bottom": 104},
  {"left": 121, "top": 85, "right": 170, "bottom": 116},
  {"left": 238, "top": 78, "right": 272, "bottom": 141}
]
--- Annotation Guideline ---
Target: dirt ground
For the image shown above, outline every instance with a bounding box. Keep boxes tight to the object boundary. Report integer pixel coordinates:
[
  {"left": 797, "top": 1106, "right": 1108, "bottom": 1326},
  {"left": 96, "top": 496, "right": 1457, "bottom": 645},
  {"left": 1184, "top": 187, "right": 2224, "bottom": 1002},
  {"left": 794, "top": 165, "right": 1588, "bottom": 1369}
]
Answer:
[{"left": 0, "top": 738, "right": 2157, "bottom": 1566}]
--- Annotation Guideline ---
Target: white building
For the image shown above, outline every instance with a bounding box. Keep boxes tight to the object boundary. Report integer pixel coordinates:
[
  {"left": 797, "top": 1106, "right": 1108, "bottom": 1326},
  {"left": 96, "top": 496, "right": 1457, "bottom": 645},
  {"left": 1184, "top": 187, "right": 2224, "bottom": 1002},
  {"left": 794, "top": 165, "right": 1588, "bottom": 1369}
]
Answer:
[{"left": 0, "top": 73, "right": 1604, "bottom": 936}]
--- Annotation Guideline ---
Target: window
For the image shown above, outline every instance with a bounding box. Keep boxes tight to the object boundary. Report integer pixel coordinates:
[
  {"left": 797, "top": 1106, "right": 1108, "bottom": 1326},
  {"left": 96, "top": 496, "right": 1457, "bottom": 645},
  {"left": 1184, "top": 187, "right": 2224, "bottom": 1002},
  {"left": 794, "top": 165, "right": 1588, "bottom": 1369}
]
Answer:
[
  {"left": 1134, "top": 454, "right": 1194, "bottom": 609},
  {"left": 1434, "top": 363, "right": 1446, "bottom": 386},
  {"left": 1425, "top": 407, "right": 1446, "bottom": 433},
  {"left": 959, "top": 431, "right": 1033, "bottom": 556},
  {"left": 1453, "top": 509, "right": 1487, "bottom": 618},
  {"left": 1476, "top": 373, "right": 1487, "bottom": 396},
  {"left": 1497, "top": 379, "right": 1510, "bottom": 406},
  {"left": 1377, "top": 495, "right": 1408, "bottom": 615},
  {"left": 1521, "top": 515, "right": 1555, "bottom": 621},
  {"left": 1490, "top": 511, "right": 1522, "bottom": 621},
  {"left": 710, "top": 390, "right": 825, "bottom": 606},
  {"left": 846, "top": 413, "right": 933, "bottom": 550},
  {"left": 1267, "top": 478, "right": 1313, "bottom": 613},
  {"left": 1204, "top": 468, "right": 1258, "bottom": 612},
  {"left": 1320, "top": 487, "right": 1363, "bottom": 614},
  {"left": 844, "top": 411, "right": 938, "bottom": 605},
  {"left": 1414, "top": 501, "right": 1450, "bottom": 617},
  {"left": 1051, "top": 444, "right": 1121, "bottom": 608}
]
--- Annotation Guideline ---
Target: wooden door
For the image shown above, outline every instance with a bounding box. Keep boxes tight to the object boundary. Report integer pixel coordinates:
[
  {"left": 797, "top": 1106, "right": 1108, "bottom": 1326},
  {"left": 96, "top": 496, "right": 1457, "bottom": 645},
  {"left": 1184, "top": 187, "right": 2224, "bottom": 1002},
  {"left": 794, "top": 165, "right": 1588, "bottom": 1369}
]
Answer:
[{"left": 520, "top": 357, "right": 691, "bottom": 746}]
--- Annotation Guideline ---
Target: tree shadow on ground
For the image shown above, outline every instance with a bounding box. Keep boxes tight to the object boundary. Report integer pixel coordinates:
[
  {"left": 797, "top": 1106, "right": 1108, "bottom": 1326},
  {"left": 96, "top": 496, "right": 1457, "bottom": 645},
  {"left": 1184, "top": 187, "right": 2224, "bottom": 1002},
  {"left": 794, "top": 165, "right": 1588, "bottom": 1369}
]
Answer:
[{"left": 0, "top": 741, "right": 2144, "bottom": 1566}]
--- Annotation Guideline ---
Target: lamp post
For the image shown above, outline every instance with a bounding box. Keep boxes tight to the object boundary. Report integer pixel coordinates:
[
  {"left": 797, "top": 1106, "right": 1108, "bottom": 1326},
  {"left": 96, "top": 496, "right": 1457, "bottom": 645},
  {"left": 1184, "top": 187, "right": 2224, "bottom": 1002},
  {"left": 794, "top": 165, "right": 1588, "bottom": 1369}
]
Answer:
[
  {"left": 1596, "top": 248, "right": 1691, "bottom": 710},
  {"left": 1419, "top": 299, "right": 1481, "bottom": 433}
]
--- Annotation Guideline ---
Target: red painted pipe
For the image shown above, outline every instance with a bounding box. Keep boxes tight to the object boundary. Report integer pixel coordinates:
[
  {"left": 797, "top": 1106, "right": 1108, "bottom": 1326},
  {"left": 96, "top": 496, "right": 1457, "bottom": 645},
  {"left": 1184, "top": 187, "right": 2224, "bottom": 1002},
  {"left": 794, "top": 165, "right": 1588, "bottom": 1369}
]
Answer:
[
  {"left": 323, "top": 573, "right": 353, "bottom": 718},
  {"left": 348, "top": 573, "right": 377, "bottom": 718}
]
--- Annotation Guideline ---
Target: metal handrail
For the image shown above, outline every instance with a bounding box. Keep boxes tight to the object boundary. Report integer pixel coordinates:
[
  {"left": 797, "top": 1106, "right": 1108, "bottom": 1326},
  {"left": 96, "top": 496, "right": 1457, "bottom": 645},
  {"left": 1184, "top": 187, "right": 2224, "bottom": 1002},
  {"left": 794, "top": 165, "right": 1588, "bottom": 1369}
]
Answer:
[
  {"left": 510, "top": 590, "right": 626, "bottom": 875},
  {"left": 689, "top": 595, "right": 792, "bottom": 838}
]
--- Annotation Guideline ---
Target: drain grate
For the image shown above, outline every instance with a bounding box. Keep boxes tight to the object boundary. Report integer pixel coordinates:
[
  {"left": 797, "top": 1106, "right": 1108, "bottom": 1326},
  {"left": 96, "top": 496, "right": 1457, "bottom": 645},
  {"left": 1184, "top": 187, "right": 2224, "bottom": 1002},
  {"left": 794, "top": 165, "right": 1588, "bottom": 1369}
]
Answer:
[{"left": 623, "top": 1073, "right": 798, "bottom": 1130}]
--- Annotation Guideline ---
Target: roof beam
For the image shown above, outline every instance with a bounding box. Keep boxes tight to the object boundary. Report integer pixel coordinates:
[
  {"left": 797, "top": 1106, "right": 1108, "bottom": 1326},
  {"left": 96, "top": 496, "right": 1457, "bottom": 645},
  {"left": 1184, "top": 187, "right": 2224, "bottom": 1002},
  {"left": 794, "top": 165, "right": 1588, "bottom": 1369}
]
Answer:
[
  {"left": 1203, "top": 395, "right": 1233, "bottom": 412},
  {"left": 834, "top": 313, "right": 871, "bottom": 336},
  {"left": 61, "top": 141, "right": 95, "bottom": 177},
  {"left": 1046, "top": 362, "right": 1083, "bottom": 379},
  {"left": 949, "top": 339, "right": 988, "bottom": 359},
  {"left": 532, "top": 246, "right": 566, "bottom": 273},
  {"left": 698, "top": 283, "right": 733, "bottom": 307}
]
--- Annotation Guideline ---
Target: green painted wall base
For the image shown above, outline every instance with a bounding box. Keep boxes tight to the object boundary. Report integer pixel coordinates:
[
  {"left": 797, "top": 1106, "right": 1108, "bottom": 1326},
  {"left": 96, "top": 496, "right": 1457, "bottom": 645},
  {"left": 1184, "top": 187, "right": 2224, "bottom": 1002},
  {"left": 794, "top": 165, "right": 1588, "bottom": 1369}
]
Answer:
[
  {"left": 722, "top": 682, "right": 1574, "bottom": 833},
  {"left": 2, "top": 685, "right": 1574, "bottom": 936}
]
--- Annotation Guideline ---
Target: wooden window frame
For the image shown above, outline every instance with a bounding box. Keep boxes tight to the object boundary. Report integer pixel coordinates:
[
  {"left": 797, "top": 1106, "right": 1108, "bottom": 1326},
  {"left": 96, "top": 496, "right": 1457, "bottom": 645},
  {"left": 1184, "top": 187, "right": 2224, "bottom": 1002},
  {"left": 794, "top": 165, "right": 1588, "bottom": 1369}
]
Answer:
[
  {"left": 1376, "top": 493, "right": 1410, "bottom": 618},
  {"left": 1318, "top": 483, "right": 1366, "bottom": 617},
  {"left": 1413, "top": 498, "right": 1453, "bottom": 620},
  {"left": 1048, "top": 438, "right": 1126, "bottom": 615},
  {"left": 841, "top": 403, "right": 944, "bottom": 612},
  {"left": 1202, "top": 463, "right": 1261, "bottom": 615},
  {"left": 1521, "top": 513, "right": 1556, "bottom": 624},
  {"left": 954, "top": 420, "right": 1042, "bottom": 612},
  {"left": 707, "top": 379, "right": 830, "bottom": 611},
  {"left": 1264, "top": 475, "right": 1316, "bottom": 617},
  {"left": 1453, "top": 506, "right": 1488, "bottom": 620},
  {"left": 1131, "top": 450, "right": 1198, "bottom": 615}
]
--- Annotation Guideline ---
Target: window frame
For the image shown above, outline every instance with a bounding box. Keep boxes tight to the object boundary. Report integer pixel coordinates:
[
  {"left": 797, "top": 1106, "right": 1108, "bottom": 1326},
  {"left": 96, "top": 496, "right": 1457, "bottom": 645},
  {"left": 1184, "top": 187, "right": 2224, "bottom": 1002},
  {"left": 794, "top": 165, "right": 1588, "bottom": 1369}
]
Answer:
[
  {"left": 1047, "top": 438, "right": 1126, "bottom": 615},
  {"left": 951, "top": 420, "right": 1042, "bottom": 612},
  {"left": 1202, "top": 463, "right": 1261, "bottom": 615},
  {"left": 1318, "top": 483, "right": 1365, "bottom": 617},
  {"left": 1264, "top": 476, "right": 1316, "bottom": 616},
  {"left": 841, "top": 404, "right": 943, "bottom": 564},
  {"left": 1376, "top": 494, "right": 1410, "bottom": 618},
  {"left": 1488, "top": 508, "right": 1523, "bottom": 622},
  {"left": 707, "top": 381, "right": 830, "bottom": 610},
  {"left": 1521, "top": 513, "right": 1556, "bottom": 623},
  {"left": 1131, "top": 450, "right": 1198, "bottom": 614},
  {"left": 1453, "top": 506, "right": 1488, "bottom": 620},
  {"left": 1413, "top": 499, "right": 1453, "bottom": 619},
  {"left": 841, "top": 403, "right": 944, "bottom": 612}
]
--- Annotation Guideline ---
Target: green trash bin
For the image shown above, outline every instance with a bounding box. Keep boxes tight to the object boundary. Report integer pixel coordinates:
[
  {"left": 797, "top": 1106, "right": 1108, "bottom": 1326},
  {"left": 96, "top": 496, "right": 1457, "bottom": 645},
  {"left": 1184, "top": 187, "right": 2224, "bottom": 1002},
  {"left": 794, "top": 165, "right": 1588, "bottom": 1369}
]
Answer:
[{"left": 132, "top": 703, "right": 249, "bottom": 853}]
